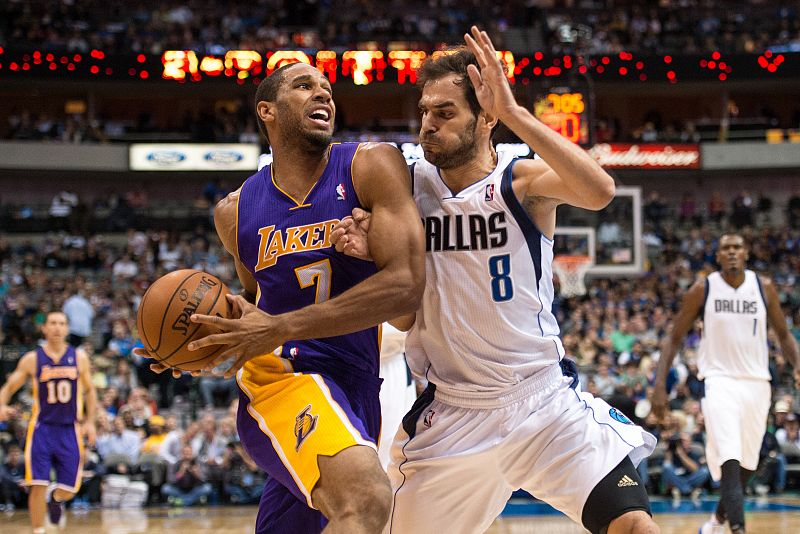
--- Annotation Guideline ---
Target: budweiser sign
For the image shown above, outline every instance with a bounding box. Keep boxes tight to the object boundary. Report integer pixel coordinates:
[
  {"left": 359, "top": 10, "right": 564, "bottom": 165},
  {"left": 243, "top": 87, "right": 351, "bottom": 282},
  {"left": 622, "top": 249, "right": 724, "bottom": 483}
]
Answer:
[{"left": 588, "top": 143, "right": 700, "bottom": 169}]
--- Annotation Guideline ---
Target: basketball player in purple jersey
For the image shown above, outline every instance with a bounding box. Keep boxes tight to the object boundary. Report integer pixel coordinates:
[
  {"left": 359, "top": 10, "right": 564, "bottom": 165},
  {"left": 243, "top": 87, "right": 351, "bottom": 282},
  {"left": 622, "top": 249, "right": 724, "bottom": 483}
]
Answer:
[
  {"left": 140, "top": 62, "right": 424, "bottom": 533},
  {"left": 0, "top": 311, "right": 97, "bottom": 533}
]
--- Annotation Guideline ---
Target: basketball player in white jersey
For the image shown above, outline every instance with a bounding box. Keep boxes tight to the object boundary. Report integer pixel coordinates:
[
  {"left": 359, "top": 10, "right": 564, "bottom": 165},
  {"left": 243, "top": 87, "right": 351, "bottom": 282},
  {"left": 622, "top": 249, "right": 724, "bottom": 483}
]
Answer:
[
  {"left": 653, "top": 234, "right": 799, "bottom": 534},
  {"left": 332, "top": 27, "right": 658, "bottom": 534},
  {"left": 378, "top": 323, "right": 416, "bottom": 469}
]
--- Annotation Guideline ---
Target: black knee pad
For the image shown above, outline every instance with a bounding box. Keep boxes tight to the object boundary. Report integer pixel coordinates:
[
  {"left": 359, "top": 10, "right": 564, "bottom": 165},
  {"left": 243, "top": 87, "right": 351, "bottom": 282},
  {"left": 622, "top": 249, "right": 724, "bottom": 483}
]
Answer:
[{"left": 581, "top": 456, "right": 652, "bottom": 534}]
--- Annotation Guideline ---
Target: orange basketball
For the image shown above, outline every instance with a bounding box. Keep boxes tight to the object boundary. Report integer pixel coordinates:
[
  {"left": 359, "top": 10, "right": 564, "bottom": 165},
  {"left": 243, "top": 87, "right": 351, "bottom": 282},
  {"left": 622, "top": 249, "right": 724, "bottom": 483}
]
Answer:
[{"left": 136, "top": 269, "right": 232, "bottom": 372}]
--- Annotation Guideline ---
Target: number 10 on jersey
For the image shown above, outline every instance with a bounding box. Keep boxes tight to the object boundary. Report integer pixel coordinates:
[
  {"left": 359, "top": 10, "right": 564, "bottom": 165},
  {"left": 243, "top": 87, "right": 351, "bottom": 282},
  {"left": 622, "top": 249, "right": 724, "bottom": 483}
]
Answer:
[{"left": 489, "top": 254, "right": 514, "bottom": 302}]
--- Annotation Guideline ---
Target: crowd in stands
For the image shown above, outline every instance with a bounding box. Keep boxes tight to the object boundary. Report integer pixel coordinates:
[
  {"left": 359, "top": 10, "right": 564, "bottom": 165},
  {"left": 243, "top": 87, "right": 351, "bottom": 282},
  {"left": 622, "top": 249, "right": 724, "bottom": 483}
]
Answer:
[
  {"left": 1, "top": 187, "right": 800, "bottom": 510},
  {"left": 2, "top": 0, "right": 798, "bottom": 55}
]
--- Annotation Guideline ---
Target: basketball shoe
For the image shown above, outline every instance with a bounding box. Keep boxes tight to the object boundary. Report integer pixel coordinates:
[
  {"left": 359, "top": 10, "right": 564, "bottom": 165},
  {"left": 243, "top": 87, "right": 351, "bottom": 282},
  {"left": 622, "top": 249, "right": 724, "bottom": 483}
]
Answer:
[
  {"left": 46, "top": 484, "right": 65, "bottom": 527},
  {"left": 698, "top": 513, "right": 725, "bottom": 534}
]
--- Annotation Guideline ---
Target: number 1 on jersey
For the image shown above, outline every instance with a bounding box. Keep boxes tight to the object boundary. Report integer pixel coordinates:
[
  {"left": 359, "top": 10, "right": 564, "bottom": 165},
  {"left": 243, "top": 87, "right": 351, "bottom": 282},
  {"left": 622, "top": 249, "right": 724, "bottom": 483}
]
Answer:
[
  {"left": 295, "top": 259, "right": 332, "bottom": 303},
  {"left": 488, "top": 254, "right": 514, "bottom": 302}
]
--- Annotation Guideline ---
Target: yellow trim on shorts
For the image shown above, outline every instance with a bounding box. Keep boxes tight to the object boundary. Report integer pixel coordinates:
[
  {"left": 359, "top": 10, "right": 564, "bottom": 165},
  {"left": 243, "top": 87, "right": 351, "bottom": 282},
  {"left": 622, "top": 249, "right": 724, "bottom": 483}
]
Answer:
[
  {"left": 237, "top": 366, "right": 374, "bottom": 508},
  {"left": 24, "top": 413, "right": 39, "bottom": 485}
]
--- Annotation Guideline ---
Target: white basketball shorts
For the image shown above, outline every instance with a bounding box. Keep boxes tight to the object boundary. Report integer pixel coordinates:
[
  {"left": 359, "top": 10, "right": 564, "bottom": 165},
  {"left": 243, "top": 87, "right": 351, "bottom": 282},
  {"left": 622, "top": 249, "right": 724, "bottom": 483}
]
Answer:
[
  {"left": 386, "top": 364, "right": 656, "bottom": 534},
  {"left": 701, "top": 375, "right": 771, "bottom": 480},
  {"left": 379, "top": 351, "right": 416, "bottom": 470}
]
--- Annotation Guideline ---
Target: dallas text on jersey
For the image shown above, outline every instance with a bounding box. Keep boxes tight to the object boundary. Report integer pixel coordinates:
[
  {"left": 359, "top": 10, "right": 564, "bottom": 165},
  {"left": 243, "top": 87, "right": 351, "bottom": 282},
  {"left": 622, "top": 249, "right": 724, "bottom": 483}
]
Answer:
[
  {"left": 424, "top": 212, "right": 508, "bottom": 252},
  {"left": 713, "top": 299, "right": 759, "bottom": 314}
]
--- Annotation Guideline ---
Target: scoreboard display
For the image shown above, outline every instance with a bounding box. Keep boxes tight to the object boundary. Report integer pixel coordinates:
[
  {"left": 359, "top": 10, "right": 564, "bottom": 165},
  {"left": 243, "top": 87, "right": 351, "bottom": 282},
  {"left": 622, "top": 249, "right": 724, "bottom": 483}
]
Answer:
[{"left": 531, "top": 84, "right": 593, "bottom": 147}]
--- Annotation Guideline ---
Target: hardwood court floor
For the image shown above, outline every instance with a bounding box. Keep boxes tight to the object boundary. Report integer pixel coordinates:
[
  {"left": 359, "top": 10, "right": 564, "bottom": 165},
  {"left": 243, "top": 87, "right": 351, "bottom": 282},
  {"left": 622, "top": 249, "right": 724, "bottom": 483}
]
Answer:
[{"left": 3, "top": 497, "right": 800, "bottom": 533}]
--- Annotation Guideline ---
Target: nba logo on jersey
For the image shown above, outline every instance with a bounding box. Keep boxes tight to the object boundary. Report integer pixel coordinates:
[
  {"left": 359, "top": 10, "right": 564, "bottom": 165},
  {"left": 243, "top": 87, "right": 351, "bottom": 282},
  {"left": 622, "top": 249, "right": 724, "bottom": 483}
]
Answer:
[
  {"left": 484, "top": 184, "right": 495, "bottom": 201},
  {"left": 288, "top": 347, "right": 299, "bottom": 359},
  {"left": 336, "top": 183, "right": 346, "bottom": 200},
  {"left": 423, "top": 409, "right": 435, "bottom": 427}
]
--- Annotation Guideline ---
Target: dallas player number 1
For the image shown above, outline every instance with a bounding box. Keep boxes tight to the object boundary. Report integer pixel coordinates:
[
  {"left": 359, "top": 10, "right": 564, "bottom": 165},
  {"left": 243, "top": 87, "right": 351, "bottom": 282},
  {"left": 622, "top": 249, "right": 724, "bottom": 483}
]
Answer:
[{"left": 489, "top": 254, "right": 514, "bottom": 302}]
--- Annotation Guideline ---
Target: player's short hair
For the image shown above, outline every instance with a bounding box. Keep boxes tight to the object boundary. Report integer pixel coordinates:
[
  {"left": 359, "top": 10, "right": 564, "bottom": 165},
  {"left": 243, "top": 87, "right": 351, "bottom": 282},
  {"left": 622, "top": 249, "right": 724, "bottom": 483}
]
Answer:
[
  {"left": 45, "top": 310, "right": 68, "bottom": 323},
  {"left": 417, "top": 47, "right": 482, "bottom": 119},
  {"left": 719, "top": 233, "right": 746, "bottom": 246},
  {"left": 254, "top": 62, "right": 305, "bottom": 142}
]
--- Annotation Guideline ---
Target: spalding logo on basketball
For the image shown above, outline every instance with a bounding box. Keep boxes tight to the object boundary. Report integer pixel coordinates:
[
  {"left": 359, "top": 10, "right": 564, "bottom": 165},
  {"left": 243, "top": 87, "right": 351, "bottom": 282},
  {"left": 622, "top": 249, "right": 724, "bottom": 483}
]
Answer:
[
  {"left": 136, "top": 269, "right": 231, "bottom": 372},
  {"left": 609, "top": 407, "right": 633, "bottom": 425}
]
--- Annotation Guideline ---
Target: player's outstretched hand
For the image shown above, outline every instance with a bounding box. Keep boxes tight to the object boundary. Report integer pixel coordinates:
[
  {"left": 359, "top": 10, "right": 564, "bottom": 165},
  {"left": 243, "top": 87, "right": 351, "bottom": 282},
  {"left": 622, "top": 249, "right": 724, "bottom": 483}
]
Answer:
[
  {"left": 464, "top": 26, "right": 517, "bottom": 121},
  {"left": 189, "top": 293, "right": 285, "bottom": 379},
  {"left": 331, "top": 208, "right": 373, "bottom": 261}
]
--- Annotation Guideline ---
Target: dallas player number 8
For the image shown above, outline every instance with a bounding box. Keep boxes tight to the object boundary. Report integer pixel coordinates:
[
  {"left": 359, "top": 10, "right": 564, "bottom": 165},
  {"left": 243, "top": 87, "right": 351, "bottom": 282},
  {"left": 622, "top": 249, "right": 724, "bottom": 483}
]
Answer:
[
  {"left": 46, "top": 379, "right": 72, "bottom": 404},
  {"left": 489, "top": 254, "right": 514, "bottom": 302}
]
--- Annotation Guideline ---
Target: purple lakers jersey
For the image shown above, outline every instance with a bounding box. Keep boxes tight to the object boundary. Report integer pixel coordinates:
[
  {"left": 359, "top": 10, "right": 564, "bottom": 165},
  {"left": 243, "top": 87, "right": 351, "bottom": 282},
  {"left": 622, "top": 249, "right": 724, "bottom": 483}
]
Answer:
[
  {"left": 35, "top": 346, "right": 80, "bottom": 424},
  {"left": 237, "top": 143, "right": 380, "bottom": 375}
]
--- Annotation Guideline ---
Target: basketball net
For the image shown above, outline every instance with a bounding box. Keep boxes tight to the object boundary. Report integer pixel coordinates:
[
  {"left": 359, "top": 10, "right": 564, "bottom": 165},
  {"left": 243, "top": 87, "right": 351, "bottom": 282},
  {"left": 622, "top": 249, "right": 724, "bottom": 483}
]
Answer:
[{"left": 552, "top": 255, "right": 593, "bottom": 297}]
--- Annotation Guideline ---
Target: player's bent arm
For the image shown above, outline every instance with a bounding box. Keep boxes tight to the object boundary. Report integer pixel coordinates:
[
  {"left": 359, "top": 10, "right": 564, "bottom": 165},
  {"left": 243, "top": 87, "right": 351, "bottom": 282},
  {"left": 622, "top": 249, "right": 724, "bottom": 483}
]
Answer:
[
  {"left": 279, "top": 143, "right": 425, "bottom": 340},
  {"left": 77, "top": 350, "right": 98, "bottom": 424},
  {"left": 214, "top": 188, "right": 259, "bottom": 303},
  {"left": 464, "top": 28, "right": 613, "bottom": 211},
  {"left": 389, "top": 313, "right": 416, "bottom": 332},
  {"left": 0, "top": 351, "right": 36, "bottom": 414},
  {"left": 500, "top": 111, "right": 615, "bottom": 211},
  {"left": 761, "top": 276, "right": 800, "bottom": 370},
  {"left": 654, "top": 279, "right": 706, "bottom": 390}
]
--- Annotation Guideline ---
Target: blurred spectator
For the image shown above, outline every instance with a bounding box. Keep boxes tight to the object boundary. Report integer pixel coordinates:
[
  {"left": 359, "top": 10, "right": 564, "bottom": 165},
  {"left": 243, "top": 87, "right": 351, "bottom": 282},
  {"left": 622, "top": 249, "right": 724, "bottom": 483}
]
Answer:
[
  {"left": 107, "top": 320, "right": 135, "bottom": 358},
  {"left": 161, "top": 445, "right": 213, "bottom": 507},
  {"left": 0, "top": 443, "right": 26, "bottom": 511},
  {"left": 192, "top": 414, "right": 226, "bottom": 468},
  {"left": 199, "top": 375, "right": 238, "bottom": 410},
  {"left": 96, "top": 415, "right": 142, "bottom": 474},
  {"left": 752, "top": 431, "right": 786, "bottom": 495},
  {"left": 610, "top": 320, "right": 636, "bottom": 354},
  {"left": 730, "top": 190, "right": 755, "bottom": 228},
  {"left": 139, "top": 415, "right": 170, "bottom": 501},
  {"left": 63, "top": 279, "right": 95, "bottom": 346},
  {"left": 119, "top": 387, "right": 156, "bottom": 429},
  {"left": 222, "top": 439, "right": 265, "bottom": 505},
  {"left": 107, "top": 359, "right": 138, "bottom": 403},
  {"left": 112, "top": 253, "right": 138, "bottom": 280},
  {"left": 161, "top": 422, "right": 201, "bottom": 468},
  {"left": 49, "top": 191, "right": 78, "bottom": 227},
  {"left": 776, "top": 413, "right": 800, "bottom": 451},
  {"left": 662, "top": 432, "right": 710, "bottom": 499}
]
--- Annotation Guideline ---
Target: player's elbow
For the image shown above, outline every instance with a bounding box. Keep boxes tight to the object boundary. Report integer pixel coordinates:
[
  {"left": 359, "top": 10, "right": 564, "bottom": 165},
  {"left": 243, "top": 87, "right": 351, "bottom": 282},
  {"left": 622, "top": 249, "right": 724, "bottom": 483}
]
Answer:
[
  {"left": 391, "top": 271, "right": 424, "bottom": 315},
  {"left": 586, "top": 175, "right": 616, "bottom": 210}
]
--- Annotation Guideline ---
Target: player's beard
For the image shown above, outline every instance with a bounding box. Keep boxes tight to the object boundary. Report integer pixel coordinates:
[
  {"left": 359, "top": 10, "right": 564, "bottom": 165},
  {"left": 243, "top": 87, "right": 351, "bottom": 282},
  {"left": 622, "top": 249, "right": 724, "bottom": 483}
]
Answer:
[
  {"left": 277, "top": 100, "right": 333, "bottom": 152},
  {"left": 421, "top": 117, "right": 478, "bottom": 169}
]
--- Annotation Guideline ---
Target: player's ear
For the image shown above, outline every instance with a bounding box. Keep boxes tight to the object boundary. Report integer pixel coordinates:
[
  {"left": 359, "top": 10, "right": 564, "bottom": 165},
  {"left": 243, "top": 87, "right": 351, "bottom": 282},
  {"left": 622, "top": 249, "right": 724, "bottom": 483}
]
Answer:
[{"left": 257, "top": 101, "right": 276, "bottom": 125}]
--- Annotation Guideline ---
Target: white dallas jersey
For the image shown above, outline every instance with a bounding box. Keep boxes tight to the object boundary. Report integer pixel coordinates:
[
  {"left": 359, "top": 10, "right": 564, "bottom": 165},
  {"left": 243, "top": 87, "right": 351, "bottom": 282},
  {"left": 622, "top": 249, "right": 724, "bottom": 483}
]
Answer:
[
  {"left": 698, "top": 270, "right": 770, "bottom": 381},
  {"left": 405, "top": 150, "right": 565, "bottom": 396}
]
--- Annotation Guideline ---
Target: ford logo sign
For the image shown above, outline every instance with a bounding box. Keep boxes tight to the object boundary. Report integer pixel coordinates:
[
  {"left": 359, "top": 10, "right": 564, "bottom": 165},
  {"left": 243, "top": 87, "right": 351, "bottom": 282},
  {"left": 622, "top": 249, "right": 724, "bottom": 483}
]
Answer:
[
  {"left": 204, "top": 150, "right": 244, "bottom": 165},
  {"left": 146, "top": 150, "right": 186, "bottom": 166}
]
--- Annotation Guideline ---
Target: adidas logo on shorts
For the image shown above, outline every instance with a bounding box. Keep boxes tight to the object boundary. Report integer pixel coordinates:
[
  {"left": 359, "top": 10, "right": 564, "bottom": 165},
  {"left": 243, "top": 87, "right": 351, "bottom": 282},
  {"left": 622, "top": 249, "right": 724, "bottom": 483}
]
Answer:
[{"left": 617, "top": 475, "right": 638, "bottom": 487}]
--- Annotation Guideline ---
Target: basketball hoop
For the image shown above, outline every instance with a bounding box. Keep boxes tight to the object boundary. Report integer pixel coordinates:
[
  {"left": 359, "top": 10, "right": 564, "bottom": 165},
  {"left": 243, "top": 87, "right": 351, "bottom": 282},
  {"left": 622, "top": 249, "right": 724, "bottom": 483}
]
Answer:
[{"left": 552, "top": 255, "right": 593, "bottom": 297}]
